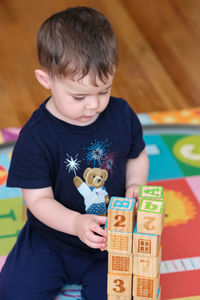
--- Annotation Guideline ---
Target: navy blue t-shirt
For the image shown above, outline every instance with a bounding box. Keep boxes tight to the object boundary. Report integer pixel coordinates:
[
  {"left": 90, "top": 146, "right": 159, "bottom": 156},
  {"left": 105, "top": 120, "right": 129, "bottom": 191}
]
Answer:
[{"left": 7, "top": 96, "right": 145, "bottom": 257}]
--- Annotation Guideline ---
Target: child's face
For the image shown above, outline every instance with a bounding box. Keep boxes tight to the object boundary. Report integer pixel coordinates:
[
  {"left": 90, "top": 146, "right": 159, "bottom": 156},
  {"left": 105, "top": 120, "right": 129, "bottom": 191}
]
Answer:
[{"left": 47, "top": 73, "right": 114, "bottom": 126}]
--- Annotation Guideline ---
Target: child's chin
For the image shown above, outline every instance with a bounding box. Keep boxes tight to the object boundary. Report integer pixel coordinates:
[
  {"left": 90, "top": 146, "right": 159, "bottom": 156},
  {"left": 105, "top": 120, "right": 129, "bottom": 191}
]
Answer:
[{"left": 81, "top": 114, "right": 98, "bottom": 123}]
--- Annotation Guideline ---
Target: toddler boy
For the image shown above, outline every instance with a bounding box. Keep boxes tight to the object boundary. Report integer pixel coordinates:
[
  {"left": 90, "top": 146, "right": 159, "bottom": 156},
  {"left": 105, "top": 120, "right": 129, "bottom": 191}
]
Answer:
[{"left": 0, "top": 6, "right": 149, "bottom": 300}]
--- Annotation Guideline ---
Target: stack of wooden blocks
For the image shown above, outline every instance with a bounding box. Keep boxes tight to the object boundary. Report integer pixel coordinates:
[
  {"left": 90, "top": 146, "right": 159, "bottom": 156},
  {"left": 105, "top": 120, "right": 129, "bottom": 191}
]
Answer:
[{"left": 106, "top": 185, "right": 165, "bottom": 300}]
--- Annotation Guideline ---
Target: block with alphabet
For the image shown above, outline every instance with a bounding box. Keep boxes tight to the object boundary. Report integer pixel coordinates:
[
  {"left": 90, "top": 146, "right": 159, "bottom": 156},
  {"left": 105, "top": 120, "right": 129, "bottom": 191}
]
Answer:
[
  {"left": 133, "top": 274, "right": 160, "bottom": 299},
  {"left": 108, "top": 197, "right": 135, "bottom": 233},
  {"left": 134, "top": 285, "right": 161, "bottom": 300},
  {"left": 133, "top": 245, "right": 162, "bottom": 278},
  {"left": 107, "top": 230, "right": 132, "bottom": 254},
  {"left": 107, "top": 273, "right": 132, "bottom": 297},
  {"left": 108, "top": 252, "right": 133, "bottom": 275},
  {"left": 139, "top": 185, "right": 164, "bottom": 201},
  {"left": 137, "top": 199, "right": 165, "bottom": 235},
  {"left": 133, "top": 223, "right": 161, "bottom": 257}
]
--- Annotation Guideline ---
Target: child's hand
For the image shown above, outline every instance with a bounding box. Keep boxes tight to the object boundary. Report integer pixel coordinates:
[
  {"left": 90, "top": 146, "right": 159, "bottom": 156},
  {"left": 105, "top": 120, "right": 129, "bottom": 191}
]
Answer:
[
  {"left": 126, "top": 183, "right": 140, "bottom": 200},
  {"left": 126, "top": 183, "right": 140, "bottom": 210},
  {"left": 74, "top": 214, "right": 107, "bottom": 251}
]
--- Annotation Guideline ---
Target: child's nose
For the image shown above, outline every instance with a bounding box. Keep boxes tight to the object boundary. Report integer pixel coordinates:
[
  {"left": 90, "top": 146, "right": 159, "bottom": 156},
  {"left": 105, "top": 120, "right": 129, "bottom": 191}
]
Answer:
[{"left": 86, "top": 97, "right": 99, "bottom": 110}]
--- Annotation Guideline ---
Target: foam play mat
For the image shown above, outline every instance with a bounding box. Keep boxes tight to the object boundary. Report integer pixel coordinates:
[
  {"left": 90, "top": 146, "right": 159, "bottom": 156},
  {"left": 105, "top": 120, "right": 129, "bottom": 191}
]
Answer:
[{"left": 0, "top": 108, "right": 200, "bottom": 299}]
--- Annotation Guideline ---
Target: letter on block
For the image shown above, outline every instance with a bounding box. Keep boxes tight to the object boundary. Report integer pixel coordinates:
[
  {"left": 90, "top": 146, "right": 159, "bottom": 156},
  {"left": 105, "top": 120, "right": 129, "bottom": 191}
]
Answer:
[
  {"left": 107, "top": 230, "right": 132, "bottom": 254},
  {"left": 139, "top": 185, "right": 164, "bottom": 201},
  {"left": 108, "top": 252, "right": 133, "bottom": 274},
  {"left": 133, "top": 274, "right": 160, "bottom": 299},
  {"left": 107, "top": 273, "right": 132, "bottom": 297},
  {"left": 108, "top": 197, "right": 135, "bottom": 233},
  {"left": 133, "top": 246, "right": 162, "bottom": 278},
  {"left": 137, "top": 199, "right": 165, "bottom": 235},
  {"left": 133, "top": 223, "right": 161, "bottom": 257}
]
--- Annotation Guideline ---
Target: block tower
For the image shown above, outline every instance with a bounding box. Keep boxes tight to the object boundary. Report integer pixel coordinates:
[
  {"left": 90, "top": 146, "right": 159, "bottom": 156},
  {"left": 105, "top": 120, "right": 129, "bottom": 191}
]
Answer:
[
  {"left": 106, "top": 185, "right": 164, "bottom": 300},
  {"left": 106, "top": 196, "right": 135, "bottom": 300},
  {"left": 133, "top": 185, "right": 164, "bottom": 299}
]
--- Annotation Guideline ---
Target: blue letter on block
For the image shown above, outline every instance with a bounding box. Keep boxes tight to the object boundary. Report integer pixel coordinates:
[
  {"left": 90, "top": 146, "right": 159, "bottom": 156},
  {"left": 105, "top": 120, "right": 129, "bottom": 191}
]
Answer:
[
  {"left": 109, "top": 197, "right": 135, "bottom": 211},
  {"left": 113, "top": 200, "right": 130, "bottom": 209}
]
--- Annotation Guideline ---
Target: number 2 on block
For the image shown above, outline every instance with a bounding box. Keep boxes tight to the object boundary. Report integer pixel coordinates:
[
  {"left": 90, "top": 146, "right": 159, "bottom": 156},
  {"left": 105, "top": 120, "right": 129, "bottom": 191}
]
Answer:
[
  {"left": 113, "top": 215, "right": 126, "bottom": 227},
  {"left": 144, "top": 216, "right": 155, "bottom": 230}
]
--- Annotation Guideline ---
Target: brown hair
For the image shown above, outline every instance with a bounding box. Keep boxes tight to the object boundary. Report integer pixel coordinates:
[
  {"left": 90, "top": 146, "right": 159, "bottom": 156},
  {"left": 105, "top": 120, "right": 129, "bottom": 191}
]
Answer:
[{"left": 37, "top": 6, "right": 119, "bottom": 85}]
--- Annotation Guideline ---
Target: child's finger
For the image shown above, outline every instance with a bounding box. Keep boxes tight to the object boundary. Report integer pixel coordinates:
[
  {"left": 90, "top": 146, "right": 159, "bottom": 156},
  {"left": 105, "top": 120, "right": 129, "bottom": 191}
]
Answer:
[
  {"left": 90, "top": 222, "right": 107, "bottom": 237},
  {"left": 87, "top": 231, "right": 106, "bottom": 243},
  {"left": 93, "top": 215, "right": 107, "bottom": 225},
  {"left": 125, "top": 189, "right": 133, "bottom": 198},
  {"left": 87, "top": 240, "right": 106, "bottom": 250},
  {"left": 85, "top": 231, "right": 106, "bottom": 249}
]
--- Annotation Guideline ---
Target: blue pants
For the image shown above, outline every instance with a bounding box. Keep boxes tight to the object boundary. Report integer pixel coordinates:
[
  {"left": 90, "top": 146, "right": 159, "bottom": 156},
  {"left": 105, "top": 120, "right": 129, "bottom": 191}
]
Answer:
[{"left": 0, "top": 223, "right": 108, "bottom": 300}]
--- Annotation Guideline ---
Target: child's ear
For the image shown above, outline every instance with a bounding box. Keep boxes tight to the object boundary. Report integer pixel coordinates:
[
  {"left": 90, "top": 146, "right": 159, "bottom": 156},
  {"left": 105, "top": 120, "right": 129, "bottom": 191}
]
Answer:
[{"left": 35, "top": 69, "right": 51, "bottom": 90}]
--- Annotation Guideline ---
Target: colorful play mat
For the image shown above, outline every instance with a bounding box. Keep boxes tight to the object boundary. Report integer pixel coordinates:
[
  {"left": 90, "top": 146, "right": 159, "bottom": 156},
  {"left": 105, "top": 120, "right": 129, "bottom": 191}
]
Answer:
[{"left": 0, "top": 107, "right": 200, "bottom": 299}]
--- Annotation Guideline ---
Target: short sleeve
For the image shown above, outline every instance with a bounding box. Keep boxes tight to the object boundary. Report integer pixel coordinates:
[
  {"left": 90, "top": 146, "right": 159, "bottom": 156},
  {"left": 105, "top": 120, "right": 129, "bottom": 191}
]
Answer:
[
  {"left": 7, "top": 129, "right": 52, "bottom": 189},
  {"left": 127, "top": 108, "right": 145, "bottom": 159}
]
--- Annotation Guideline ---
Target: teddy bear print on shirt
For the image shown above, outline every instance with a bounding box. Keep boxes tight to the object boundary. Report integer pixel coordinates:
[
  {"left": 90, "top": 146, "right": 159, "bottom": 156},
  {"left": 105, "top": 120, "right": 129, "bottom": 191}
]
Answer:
[{"left": 73, "top": 167, "right": 109, "bottom": 215}]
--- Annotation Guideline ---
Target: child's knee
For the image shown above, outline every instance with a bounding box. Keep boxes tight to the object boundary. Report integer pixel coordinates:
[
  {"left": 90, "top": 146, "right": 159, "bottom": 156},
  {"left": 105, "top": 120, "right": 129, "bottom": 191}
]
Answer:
[
  {"left": 0, "top": 267, "right": 32, "bottom": 299},
  {"left": 0, "top": 271, "right": 16, "bottom": 300}
]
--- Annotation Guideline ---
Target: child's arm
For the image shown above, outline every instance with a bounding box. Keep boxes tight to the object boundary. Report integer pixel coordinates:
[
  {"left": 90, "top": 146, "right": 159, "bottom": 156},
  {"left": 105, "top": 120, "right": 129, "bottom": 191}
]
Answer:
[
  {"left": 22, "top": 187, "right": 107, "bottom": 251},
  {"left": 125, "top": 149, "right": 149, "bottom": 200}
]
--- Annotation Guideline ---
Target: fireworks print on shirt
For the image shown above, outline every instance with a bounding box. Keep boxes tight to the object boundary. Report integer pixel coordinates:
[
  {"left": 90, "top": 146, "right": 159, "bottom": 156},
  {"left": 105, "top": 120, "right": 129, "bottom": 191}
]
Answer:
[
  {"left": 83, "top": 139, "right": 116, "bottom": 175},
  {"left": 64, "top": 154, "right": 81, "bottom": 176},
  {"left": 101, "top": 152, "right": 115, "bottom": 175},
  {"left": 83, "top": 139, "right": 110, "bottom": 168}
]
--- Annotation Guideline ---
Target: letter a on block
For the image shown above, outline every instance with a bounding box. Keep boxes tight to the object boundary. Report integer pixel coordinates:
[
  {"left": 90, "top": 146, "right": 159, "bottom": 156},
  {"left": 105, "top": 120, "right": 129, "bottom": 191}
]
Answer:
[
  {"left": 139, "top": 185, "right": 164, "bottom": 201},
  {"left": 108, "top": 197, "right": 135, "bottom": 233}
]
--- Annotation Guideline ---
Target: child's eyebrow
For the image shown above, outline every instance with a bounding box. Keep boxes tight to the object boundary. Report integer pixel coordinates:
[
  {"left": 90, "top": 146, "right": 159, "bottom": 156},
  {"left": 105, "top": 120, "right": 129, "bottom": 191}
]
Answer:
[
  {"left": 101, "top": 84, "right": 112, "bottom": 91},
  {"left": 69, "top": 84, "right": 112, "bottom": 96}
]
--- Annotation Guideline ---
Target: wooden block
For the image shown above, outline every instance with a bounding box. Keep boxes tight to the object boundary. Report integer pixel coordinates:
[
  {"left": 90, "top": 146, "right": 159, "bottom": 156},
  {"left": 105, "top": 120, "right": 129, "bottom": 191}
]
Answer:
[
  {"left": 139, "top": 185, "right": 164, "bottom": 201},
  {"left": 104, "top": 220, "right": 108, "bottom": 251},
  {"left": 157, "top": 286, "right": 161, "bottom": 300},
  {"left": 133, "top": 245, "right": 162, "bottom": 277},
  {"left": 105, "top": 220, "right": 132, "bottom": 253},
  {"left": 107, "top": 230, "right": 132, "bottom": 254},
  {"left": 137, "top": 199, "right": 165, "bottom": 235},
  {"left": 133, "top": 274, "right": 160, "bottom": 299},
  {"left": 134, "top": 285, "right": 161, "bottom": 300},
  {"left": 133, "top": 223, "right": 161, "bottom": 257},
  {"left": 108, "top": 197, "right": 135, "bottom": 233},
  {"left": 108, "top": 252, "right": 133, "bottom": 274},
  {"left": 107, "top": 295, "right": 131, "bottom": 300},
  {"left": 107, "top": 273, "right": 132, "bottom": 297}
]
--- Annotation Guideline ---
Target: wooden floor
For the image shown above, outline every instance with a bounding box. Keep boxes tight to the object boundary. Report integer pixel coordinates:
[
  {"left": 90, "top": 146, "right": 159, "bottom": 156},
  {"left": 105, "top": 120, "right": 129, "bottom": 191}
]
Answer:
[{"left": 0, "top": 0, "right": 200, "bottom": 128}]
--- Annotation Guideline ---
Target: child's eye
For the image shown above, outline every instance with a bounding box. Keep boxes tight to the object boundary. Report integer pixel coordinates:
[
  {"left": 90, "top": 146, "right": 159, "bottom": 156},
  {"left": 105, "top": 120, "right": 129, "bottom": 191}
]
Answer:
[
  {"left": 99, "top": 90, "right": 109, "bottom": 96},
  {"left": 73, "top": 96, "right": 85, "bottom": 101}
]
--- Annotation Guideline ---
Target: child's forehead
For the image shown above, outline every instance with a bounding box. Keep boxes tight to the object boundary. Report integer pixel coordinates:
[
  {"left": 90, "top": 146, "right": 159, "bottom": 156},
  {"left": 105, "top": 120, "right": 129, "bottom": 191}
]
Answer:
[
  {"left": 77, "top": 73, "right": 114, "bottom": 87},
  {"left": 60, "top": 73, "right": 114, "bottom": 93}
]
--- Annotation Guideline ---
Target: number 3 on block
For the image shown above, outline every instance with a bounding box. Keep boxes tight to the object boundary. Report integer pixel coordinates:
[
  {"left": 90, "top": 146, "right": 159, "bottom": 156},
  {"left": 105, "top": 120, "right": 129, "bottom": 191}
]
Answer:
[
  {"left": 113, "top": 279, "right": 125, "bottom": 293},
  {"left": 107, "top": 274, "right": 132, "bottom": 296}
]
